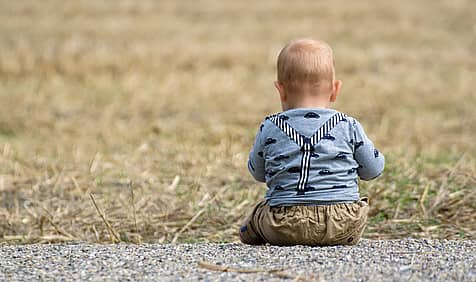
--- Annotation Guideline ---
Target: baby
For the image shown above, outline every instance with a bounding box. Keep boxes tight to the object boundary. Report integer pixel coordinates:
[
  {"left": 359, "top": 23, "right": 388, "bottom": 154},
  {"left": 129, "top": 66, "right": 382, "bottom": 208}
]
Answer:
[{"left": 240, "top": 38, "right": 385, "bottom": 246}]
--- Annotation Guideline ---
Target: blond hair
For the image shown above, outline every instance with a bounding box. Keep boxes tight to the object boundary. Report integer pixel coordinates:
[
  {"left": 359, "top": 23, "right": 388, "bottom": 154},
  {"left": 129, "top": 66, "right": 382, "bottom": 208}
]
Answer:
[{"left": 277, "top": 38, "right": 335, "bottom": 94}]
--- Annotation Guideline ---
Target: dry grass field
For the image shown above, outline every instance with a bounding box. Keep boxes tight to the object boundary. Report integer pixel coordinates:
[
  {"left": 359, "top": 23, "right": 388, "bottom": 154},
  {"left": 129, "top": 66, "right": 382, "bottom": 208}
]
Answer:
[{"left": 0, "top": 0, "right": 475, "bottom": 243}]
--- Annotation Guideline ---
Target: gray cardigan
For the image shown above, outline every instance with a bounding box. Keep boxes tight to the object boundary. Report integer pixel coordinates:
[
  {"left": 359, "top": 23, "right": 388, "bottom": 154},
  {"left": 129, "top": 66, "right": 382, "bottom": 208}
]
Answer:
[{"left": 248, "top": 108, "right": 385, "bottom": 206}]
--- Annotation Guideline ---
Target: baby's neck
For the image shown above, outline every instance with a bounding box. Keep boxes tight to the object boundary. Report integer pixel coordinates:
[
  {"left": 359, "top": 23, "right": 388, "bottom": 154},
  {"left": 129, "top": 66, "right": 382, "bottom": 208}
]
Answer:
[{"left": 283, "top": 99, "right": 331, "bottom": 111}]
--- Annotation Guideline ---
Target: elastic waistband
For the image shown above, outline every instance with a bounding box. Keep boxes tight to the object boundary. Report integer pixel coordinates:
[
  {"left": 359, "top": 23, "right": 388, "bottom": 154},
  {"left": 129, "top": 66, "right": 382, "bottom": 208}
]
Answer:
[{"left": 269, "top": 197, "right": 368, "bottom": 207}]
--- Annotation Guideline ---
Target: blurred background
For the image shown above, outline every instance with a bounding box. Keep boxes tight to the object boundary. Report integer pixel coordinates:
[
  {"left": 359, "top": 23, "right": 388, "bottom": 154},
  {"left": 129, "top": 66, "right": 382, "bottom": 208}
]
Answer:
[{"left": 0, "top": 0, "right": 474, "bottom": 243}]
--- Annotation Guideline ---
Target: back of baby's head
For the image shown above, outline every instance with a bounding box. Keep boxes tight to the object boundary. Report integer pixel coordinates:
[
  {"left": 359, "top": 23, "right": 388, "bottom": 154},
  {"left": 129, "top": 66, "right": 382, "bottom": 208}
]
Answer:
[{"left": 277, "top": 38, "right": 335, "bottom": 94}]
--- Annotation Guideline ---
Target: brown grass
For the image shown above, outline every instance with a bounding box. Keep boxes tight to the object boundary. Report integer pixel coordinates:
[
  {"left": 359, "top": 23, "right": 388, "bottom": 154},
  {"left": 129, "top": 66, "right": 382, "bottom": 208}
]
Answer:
[{"left": 0, "top": 0, "right": 475, "bottom": 243}]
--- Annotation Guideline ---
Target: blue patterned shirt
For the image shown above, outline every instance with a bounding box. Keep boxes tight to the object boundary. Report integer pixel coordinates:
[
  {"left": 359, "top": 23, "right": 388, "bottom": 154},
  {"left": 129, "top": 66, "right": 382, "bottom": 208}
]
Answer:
[{"left": 248, "top": 108, "right": 385, "bottom": 206}]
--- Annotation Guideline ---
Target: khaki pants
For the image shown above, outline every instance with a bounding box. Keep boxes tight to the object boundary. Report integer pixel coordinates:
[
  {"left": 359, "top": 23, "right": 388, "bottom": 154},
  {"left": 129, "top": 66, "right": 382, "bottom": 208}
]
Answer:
[{"left": 239, "top": 198, "right": 369, "bottom": 246}]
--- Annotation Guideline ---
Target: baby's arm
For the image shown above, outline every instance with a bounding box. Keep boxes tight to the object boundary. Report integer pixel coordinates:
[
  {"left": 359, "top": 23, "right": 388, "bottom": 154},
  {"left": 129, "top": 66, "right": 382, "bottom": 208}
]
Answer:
[
  {"left": 248, "top": 122, "right": 266, "bottom": 182},
  {"left": 352, "top": 119, "right": 385, "bottom": 180}
]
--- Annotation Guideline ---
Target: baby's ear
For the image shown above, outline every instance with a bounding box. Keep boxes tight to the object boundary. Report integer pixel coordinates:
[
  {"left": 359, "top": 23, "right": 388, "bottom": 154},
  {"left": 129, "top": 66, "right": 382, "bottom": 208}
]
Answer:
[
  {"left": 274, "top": 81, "right": 287, "bottom": 102},
  {"left": 330, "top": 80, "right": 342, "bottom": 102}
]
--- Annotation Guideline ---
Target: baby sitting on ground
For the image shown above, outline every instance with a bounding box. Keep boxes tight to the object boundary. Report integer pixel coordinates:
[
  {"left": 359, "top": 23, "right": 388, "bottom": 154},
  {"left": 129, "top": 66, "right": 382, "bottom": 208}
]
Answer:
[{"left": 240, "top": 38, "right": 385, "bottom": 246}]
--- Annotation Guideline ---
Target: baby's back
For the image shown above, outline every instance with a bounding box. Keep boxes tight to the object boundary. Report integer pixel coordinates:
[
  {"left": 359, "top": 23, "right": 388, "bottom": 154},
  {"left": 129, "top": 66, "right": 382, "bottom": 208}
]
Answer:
[{"left": 248, "top": 108, "right": 384, "bottom": 206}]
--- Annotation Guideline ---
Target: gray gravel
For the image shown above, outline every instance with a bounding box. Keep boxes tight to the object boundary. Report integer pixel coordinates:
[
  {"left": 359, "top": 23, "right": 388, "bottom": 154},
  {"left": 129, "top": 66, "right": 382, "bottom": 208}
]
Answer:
[{"left": 0, "top": 239, "right": 475, "bottom": 281}]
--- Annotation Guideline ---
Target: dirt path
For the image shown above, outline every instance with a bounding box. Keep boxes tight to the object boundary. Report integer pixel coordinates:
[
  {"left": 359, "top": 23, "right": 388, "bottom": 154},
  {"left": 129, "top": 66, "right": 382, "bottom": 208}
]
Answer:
[{"left": 0, "top": 239, "right": 474, "bottom": 281}]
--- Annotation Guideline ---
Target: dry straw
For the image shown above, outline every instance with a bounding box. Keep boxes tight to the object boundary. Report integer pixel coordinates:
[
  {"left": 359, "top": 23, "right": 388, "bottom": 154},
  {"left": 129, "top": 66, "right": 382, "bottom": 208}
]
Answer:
[{"left": 0, "top": 0, "right": 475, "bottom": 243}]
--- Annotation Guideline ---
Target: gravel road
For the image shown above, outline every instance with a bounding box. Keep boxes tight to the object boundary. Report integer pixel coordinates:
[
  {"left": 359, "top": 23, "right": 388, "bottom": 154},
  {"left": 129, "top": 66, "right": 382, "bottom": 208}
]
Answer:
[{"left": 0, "top": 239, "right": 474, "bottom": 281}]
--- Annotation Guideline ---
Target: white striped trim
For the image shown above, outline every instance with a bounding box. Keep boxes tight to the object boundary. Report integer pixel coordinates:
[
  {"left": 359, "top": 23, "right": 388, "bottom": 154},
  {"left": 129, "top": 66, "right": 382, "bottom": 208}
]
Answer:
[{"left": 268, "top": 115, "right": 304, "bottom": 146}]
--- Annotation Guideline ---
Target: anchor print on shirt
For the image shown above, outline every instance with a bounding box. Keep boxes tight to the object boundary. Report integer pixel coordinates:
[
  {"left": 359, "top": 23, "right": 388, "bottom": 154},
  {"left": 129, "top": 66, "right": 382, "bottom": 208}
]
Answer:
[
  {"left": 322, "top": 135, "right": 335, "bottom": 141},
  {"left": 287, "top": 167, "right": 301, "bottom": 173},
  {"left": 318, "top": 169, "right": 333, "bottom": 176},
  {"left": 355, "top": 141, "right": 364, "bottom": 149},
  {"left": 265, "top": 169, "right": 280, "bottom": 177},
  {"left": 310, "top": 152, "right": 319, "bottom": 158},
  {"left": 335, "top": 152, "right": 347, "bottom": 159},
  {"left": 304, "top": 112, "right": 320, "bottom": 119},
  {"left": 257, "top": 151, "right": 263, "bottom": 158},
  {"left": 260, "top": 124, "right": 264, "bottom": 132},
  {"left": 374, "top": 149, "right": 379, "bottom": 158},
  {"left": 264, "top": 138, "right": 277, "bottom": 146},
  {"left": 274, "top": 155, "right": 290, "bottom": 161},
  {"left": 274, "top": 185, "right": 285, "bottom": 191}
]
